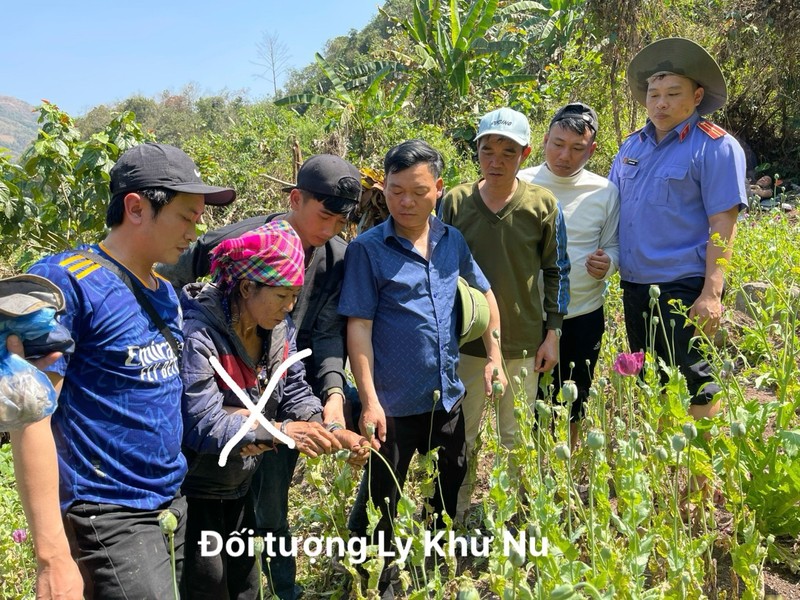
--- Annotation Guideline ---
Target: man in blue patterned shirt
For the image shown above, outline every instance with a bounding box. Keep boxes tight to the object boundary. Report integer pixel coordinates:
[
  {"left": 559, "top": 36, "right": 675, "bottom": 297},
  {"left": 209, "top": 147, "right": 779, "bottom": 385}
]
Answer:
[
  {"left": 14, "top": 143, "right": 235, "bottom": 599},
  {"left": 339, "top": 139, "right": 503, "bottom": 596}
]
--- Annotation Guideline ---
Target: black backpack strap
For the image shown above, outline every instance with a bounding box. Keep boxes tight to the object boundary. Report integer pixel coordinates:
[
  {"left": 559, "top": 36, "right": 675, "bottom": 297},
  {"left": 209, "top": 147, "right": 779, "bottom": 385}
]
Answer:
[{"left": 75, "top": 250, "right": 183, "bottom": 360}]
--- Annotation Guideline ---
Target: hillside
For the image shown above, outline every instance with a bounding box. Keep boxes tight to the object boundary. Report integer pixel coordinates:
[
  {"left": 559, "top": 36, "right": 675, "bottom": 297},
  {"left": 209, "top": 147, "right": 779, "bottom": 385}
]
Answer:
[{"left": 0, "top": 96, "right": 38, "bottom": 159}]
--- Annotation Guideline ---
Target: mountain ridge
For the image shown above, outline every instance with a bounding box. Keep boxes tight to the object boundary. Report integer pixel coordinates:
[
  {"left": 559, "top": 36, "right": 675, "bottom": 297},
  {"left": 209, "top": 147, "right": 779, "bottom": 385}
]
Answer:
[{"left": 0, "top": 96, "right": 39, "bottom": 159}]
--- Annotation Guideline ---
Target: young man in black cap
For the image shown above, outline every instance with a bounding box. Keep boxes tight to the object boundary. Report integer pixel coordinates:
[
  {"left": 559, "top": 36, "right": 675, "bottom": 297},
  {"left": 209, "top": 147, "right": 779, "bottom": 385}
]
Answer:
[
  {"left": 159, "top": 153, "right": 362, "bottom": 600},
  {"left": 13, "top": 142, "right": 235, "bottom": 599},
  {"left": 609, "top": 39, "right": 747, "bottom": 423},
  {"left": 520, "top": 102, "right": 620, "bottom": 448}
]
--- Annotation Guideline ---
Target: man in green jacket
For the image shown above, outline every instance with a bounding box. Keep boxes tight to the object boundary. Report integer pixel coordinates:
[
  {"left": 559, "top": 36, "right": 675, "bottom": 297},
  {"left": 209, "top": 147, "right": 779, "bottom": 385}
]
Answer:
[{"left": 439, "top": 107, "right": 570, "bottom": 518}]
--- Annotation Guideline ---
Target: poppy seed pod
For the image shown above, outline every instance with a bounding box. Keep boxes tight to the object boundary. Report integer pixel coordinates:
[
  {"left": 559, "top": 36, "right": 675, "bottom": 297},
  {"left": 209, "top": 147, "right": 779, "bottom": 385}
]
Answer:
[
  {"left": 535, "top": 400, "right": 550, "bottom": 419},
  {"left": 456, "top": 585, "right": 481, "bottom": 600},
  {"left": 561, "top": 380, "right": 578, "bottom": 404},
  {"left": 554, "top": 442, "right": 571, "bottom": 461},
  {"left": 508, "top": 547, "right": 526, "bottom": 568},
  {"left": 550, "top": 584, "right": 577, "bottom": 600},
  {"left": 526, "top": 523, "right": 542, "bottom": 539},
  {"left": 587, "top": 429, "right": 606, "bottom": 450},
  {"left": 158, "top": 509, "right": 178, "bottom": 535},
  {"left": 671, "top": 434, "right": 686, "bottom": 452}
]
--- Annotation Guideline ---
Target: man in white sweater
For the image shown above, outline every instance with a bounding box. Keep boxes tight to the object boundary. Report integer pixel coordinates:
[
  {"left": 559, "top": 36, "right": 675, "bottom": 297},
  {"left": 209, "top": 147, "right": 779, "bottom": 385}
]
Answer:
[{"left": 519, "top": 102, "right": 619, "bottom": 447}]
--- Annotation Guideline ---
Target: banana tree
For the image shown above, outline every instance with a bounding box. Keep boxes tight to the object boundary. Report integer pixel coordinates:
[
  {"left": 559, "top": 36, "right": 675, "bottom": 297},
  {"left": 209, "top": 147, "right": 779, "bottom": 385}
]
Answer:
[
  {"left": 383, "top": 0, "right": 543, "bottom": 124},
  {"left": 274, "top": 53, "right": 413, "bottom": 136}
]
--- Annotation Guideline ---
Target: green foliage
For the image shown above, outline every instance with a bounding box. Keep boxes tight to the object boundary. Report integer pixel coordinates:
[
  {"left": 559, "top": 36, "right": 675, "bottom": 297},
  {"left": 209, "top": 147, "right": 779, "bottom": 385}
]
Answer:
[
  {"left": 281, "top": 0, "right": 412, "bottom": 97},
  {"left": 182, "top": 102, "right": 329, "bottom": 228},
  {"left": 275, "top": 54, "right": 412, "bottom": 153},
  {"left": 719, "top": 213, "right": 800, "bottom": 540},
  {"left": 0, "top": 445, "right": 36, "bottom": 599},
  {"left": 0, "top": 102, "right": 148, "bottom": 267},
  {"left": 75, "top": 88, "right": 248, "bottom": 149},
  {"left": 2, "top": 4, "right": 800, "bottom": 594},
  {"left": 384, "top": 0, "right": 541, "bottom": 126}
]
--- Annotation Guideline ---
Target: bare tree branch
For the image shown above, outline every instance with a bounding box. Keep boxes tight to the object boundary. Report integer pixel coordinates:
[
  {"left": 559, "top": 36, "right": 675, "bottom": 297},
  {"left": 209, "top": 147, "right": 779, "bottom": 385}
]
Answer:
[{"left": 253, "top": 31, "right": 292, "bottom": 97}]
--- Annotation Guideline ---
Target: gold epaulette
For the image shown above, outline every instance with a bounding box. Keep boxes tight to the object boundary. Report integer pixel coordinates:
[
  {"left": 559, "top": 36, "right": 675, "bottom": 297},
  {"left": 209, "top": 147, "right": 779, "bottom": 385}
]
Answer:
[{"left": 697, "top": 120, "right": 727, "bottom": 140}]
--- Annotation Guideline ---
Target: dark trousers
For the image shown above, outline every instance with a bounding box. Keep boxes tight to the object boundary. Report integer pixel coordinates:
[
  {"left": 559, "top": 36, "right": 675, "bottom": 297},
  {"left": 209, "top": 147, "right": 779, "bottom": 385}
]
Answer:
[
  {"left": 538, "top": 307, "right": 605, "bottom": 421},
  {"left": 251, "top": 445, "right": 301, "bottom": 600},
  {"left": 63, "top": 495, "right": 187, "bottom": 600},
  {"left": 182, "top": 494, "right": 260, "bottom": 600},
  {"left": 622, "top": 277, "right": 720, "bottom": 404},
  {"left": 348, "top": 405, "right": 467, "bottom": 539}
]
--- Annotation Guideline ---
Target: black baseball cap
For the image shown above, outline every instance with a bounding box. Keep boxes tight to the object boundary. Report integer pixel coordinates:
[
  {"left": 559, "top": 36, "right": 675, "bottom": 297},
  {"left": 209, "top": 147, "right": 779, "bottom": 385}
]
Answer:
[
  {"left": 549, "top": 102, "right": 599, "bottom": 133},
  {"left": 283, "top": 154, "right": 362, "bottom": 207},
  {"left": 110, "top": 143, "right": 236, "bottom": 206}
]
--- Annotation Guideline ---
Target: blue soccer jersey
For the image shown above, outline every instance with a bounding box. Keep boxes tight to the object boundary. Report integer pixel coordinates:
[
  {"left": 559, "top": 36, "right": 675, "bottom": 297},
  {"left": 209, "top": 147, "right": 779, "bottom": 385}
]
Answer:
[{"left": 29, "top": 244, "right": 187, "bottom": 511}]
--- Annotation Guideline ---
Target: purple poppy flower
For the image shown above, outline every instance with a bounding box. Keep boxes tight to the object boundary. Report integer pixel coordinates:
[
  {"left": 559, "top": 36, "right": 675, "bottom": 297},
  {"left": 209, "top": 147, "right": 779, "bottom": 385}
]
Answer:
[
  {"left": 12, "top": 528, "right": 27, "bottom": 544},
  {"left": 613, "top": 351, "right": 645, "bottom": 377}
]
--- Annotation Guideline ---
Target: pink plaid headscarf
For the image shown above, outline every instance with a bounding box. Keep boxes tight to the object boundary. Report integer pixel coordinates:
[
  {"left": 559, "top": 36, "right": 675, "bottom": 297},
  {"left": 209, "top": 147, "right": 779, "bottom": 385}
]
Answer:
[{"left": 210, "top": 221, "right": 305, "bottom": 295}]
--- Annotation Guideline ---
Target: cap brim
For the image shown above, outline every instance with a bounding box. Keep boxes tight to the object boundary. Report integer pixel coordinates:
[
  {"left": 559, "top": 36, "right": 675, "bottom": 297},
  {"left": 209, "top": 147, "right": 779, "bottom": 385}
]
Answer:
[
  {"left": 166, "top": 182, "right": 237, "bottom": 206},
  {"left": 627, "top": 37, "right": 727, "bottom": 115},
  {"left": 0, "top": 274, "right": 65, "bottom": 317},
  {"left": 281, "top": 185, "right": 361, "bottom": 208},
  {"left": 474, "top": 130, "right": 530, "bottom": 147},
  {"left": 457, "top": 277, "right": 490, "bottom": 345}
]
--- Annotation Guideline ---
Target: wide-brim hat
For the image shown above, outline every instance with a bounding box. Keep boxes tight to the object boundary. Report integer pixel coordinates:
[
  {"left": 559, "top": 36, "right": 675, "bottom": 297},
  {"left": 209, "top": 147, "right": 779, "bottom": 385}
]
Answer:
[
  {"left": 0, "top": 274, "right": 65, "bottom": 318},
  {"left": 456, "top": 277, "right": 490, "bottom": 346},
  {"left": 627, "top": 38, "right": 727, "bottom": 115}
]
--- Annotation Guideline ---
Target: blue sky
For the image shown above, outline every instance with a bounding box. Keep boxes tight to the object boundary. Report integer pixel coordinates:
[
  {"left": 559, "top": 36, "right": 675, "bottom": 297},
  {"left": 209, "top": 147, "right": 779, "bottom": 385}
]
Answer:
[{"left": 2, "top": 0, "right": 382, "bottom": 116}]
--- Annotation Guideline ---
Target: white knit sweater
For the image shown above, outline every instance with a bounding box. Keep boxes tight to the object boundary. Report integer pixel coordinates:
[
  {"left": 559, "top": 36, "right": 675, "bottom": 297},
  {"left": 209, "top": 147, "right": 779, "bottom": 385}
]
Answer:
[{"left": 519, "top": 163, "right": 620, "bottom": 318}]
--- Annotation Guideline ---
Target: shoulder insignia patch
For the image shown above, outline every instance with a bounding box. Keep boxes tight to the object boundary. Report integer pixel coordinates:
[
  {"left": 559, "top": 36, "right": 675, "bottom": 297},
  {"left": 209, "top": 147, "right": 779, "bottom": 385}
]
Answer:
[
  {"left": 58, "top": 252, "right": 102, "bottom": 280},
  {"left": 697, "top": 120, "right": 727, "bottom": 139},
  {"left": 679, "top": 121, "right": 691, "bottom": 141}
]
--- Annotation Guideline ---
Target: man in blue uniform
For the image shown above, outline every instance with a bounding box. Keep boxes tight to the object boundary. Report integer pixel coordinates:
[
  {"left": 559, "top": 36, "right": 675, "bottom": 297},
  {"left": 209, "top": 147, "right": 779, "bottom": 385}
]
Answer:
[
  {"left": 608, "top": 38, "right": 747, "bottom": 422},
  {"left": 14, "top": 143, "right": 235, "bottom": 599}
]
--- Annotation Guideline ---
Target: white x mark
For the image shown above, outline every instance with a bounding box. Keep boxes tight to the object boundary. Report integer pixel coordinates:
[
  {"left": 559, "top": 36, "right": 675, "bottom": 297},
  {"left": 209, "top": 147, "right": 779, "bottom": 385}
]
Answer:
[{"left": 210, "top": 348, "right": 311, "bottom": 467}]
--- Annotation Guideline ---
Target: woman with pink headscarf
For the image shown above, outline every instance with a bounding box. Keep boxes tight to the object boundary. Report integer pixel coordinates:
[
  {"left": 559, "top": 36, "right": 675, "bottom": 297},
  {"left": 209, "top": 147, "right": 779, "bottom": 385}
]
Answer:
[{"left": 178, "top": 220, "right": 366, "bottom": 599}]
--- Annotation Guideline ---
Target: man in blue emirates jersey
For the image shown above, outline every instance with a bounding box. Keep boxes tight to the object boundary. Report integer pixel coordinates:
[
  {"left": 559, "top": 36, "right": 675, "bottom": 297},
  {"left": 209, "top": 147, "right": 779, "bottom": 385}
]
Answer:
[{"left": 13, "top": 143, "right": 235, "bottom": 599}]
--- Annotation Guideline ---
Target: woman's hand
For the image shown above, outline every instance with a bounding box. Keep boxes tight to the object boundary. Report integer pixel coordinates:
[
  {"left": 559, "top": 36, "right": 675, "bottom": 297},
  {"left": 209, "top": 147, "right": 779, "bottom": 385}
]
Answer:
[
  {"left": 331, "top": 429, "right": 371, "bottom": 467},
  {"left": 239, "top": 442, "right": 271, "bottom": 457},
  {"left": 283, "top": 421, "right": 341, "bottom": 458}
]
